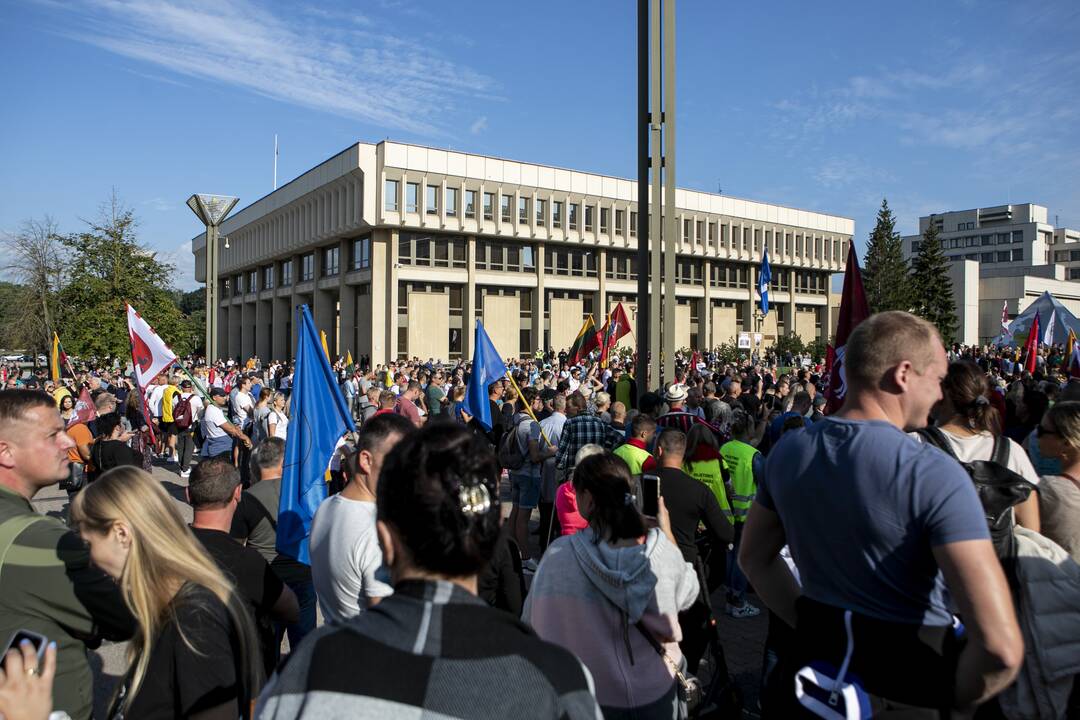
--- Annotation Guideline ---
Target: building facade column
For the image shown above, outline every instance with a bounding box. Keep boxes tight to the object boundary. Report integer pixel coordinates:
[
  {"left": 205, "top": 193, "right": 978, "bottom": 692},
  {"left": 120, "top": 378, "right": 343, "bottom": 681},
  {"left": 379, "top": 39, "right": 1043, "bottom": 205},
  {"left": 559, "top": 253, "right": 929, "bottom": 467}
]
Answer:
[
  {"left": 597, "top": 247, "right": 608, "bottom": 321},
  {"left": 535, "top": 243, "right": 546, "bottom": 352},
  {"left": 788, "top": 268, "right": 797, "bottom": 337},
  {"left": 463, "top": 235, "right": 477, "bottom": 359},
  {"left": 702, "top": 258, "right": 712, "bottom": 349}
]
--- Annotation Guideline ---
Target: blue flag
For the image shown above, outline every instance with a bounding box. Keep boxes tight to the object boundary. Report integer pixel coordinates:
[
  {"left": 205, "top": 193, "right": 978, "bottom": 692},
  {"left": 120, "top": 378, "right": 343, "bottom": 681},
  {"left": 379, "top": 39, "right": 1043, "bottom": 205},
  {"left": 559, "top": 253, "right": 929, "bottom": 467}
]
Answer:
[
  {"left": 463, "top": 319, "right": 508, "bottom": 431},
  {"left": 758, "top": 246, "right": 772, "bottom": 317},
  {"left": 277, "top": 305, "right": 356, "bottom": 565}
]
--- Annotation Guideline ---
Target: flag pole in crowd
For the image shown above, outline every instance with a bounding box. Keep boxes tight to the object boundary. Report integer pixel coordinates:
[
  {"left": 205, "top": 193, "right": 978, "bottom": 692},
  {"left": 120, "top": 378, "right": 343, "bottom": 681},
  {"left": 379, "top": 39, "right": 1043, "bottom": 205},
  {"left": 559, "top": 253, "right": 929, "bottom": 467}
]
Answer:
[
  {"left": 1023, "top": 312, "right": 1041, "bottom": 375},
  {"left": 50, "top": 331, "right": 77, "bottom": 382},
  {"left": 824, "top": 242, "right": 870, "bottom": 414},
  {"left": 462, "top": 319, "right": 507, "bottom": 431},
  {"left": 277, "top": 304, "right": 356, "bottom": 565},
  {"left": 126, "top": 303, "right": 180, "bottom": 444},
  {"left": 568, "top": 315, "right": 600, "bottom": 365}
]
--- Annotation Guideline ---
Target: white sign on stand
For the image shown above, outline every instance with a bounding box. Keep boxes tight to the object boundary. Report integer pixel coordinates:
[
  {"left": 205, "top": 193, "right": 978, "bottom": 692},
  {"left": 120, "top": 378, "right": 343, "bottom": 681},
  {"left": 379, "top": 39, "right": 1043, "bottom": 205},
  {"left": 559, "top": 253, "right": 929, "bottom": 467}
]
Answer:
[
  {"left": 753, "top": 333, "right": 763, "bottom": 346},
  {"left": 738, "top": 332, "right": 751, "bottom": 349}
]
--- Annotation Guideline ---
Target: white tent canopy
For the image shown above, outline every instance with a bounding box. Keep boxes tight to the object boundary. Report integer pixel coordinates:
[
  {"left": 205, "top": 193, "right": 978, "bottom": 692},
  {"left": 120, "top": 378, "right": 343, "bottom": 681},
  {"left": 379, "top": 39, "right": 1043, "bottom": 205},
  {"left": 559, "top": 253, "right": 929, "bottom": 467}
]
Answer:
[{"left": 994, "top": 291, "right": 1080, "bottom": 347}]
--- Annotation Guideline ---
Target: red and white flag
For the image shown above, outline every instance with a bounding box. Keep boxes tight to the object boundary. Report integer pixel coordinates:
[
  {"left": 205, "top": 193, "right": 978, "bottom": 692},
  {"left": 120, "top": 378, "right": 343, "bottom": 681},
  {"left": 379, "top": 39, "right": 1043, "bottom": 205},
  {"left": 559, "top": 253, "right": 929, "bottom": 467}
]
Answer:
[
  {"left": 824, "top": 243, "right": 870, "bottom": 414},
  {"left": 599, "top": 302, "right": 632, "bottom": 368},
  {"left": 126, "top": 304, "right": 177, "bottom": 389},
  {"left": 71, "top": 386, "right": 97, "bottom": 427},
  {"left": 1000, "top": 300, "right": 1011, "bottom": 336}
]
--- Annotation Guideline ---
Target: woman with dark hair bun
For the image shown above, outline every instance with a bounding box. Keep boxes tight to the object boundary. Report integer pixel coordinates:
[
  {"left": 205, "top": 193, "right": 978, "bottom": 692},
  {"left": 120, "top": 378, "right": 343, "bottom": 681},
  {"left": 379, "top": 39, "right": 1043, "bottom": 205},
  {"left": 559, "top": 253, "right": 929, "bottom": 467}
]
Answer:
[
  {"left": 915, "top": 360, "right": 1041, "bottom": 531},
  {"left": 524, "top": 452, "right": 699, "bottom": 720},
  {"left": 255, "top": 423, "right": 601, "bottom": 720}
]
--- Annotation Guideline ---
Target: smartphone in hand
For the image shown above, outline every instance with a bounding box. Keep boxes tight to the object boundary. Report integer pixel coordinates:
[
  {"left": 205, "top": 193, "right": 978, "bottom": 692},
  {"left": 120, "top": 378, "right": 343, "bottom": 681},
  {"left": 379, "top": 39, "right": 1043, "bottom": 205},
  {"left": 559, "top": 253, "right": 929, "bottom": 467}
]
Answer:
[
  {"left": 641, "top": 474, "right": 661, "bottom": 518},
  {"left": 3, "top": 629, "right": 48, "bottom": 666}
]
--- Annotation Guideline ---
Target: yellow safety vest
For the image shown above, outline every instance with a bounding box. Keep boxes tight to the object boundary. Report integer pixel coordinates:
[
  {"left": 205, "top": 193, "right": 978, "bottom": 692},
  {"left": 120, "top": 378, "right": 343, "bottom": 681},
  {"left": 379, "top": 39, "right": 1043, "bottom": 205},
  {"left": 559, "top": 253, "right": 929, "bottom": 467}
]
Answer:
[
  {"left": 720, "top": 440, "right": 759, "bottom": 524},
  {"left": 613, "top": 442, "right": 652, "bottom": 477},
  {"left": 683, "top": 457, "right": 734, "bottom": 525}
]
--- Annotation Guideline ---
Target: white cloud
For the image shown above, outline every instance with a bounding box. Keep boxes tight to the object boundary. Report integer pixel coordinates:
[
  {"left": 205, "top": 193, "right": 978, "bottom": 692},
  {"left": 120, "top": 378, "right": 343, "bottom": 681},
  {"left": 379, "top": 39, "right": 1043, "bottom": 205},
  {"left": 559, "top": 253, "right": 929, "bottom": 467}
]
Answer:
[
  {"left": 156, "top": 239, "right": 200, "bottom": 290},
  {"left": 469, "top": 116, "right": 488, "bottom": 135},
  {"left": 49, "top": 0, "right": 498, "bottom": 137},
  {"left": 142, "top": 197, "right": 174, "bottom": 212}
]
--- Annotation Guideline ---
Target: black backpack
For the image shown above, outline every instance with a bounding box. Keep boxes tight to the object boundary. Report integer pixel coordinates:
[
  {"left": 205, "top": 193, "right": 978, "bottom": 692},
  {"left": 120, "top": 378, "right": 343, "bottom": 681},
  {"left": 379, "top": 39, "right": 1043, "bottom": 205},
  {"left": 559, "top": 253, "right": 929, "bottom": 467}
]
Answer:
[
  {"left": 917, "top": 426, "right": 1035, "bottom": 559},
  {"left": 497, "top": 415, "right": 529, "bottom": 471}
]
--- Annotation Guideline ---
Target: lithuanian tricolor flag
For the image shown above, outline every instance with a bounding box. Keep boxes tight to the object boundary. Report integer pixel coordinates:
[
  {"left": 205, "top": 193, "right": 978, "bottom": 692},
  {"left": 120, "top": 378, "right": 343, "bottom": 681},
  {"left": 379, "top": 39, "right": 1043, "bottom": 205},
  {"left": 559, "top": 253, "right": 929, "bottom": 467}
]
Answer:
[
  {"left": 50, "top": 332, "right": 68, "bottom": 382},
  {"left": 568, "top": 315, "right": 601, "bottom": 364}
]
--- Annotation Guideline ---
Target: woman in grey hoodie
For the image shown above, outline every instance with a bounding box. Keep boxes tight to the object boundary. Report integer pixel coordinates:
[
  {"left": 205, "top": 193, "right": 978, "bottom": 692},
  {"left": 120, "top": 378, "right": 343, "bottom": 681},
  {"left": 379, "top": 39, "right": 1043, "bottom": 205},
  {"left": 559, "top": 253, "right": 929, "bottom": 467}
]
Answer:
[{"left": 524, "top": 453, "right": 699, "bottom": 720}]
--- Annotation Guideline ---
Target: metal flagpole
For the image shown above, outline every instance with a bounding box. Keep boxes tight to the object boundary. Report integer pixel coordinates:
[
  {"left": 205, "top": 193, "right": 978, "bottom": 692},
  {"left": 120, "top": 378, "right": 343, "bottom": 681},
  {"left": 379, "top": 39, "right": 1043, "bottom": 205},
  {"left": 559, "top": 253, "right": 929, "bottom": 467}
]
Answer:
[{"left": 502, "top": 369, "right": 552, "bottom": 447}]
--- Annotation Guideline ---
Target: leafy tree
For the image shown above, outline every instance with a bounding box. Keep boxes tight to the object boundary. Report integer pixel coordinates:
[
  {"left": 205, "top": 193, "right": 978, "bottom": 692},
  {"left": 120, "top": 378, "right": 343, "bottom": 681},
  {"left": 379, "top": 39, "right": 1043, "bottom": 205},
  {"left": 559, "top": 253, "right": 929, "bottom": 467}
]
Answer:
[
  {"left": 863, "top": 199, "right": 911, "bottom": 313},
  {"left": 56, "top": 194, "right": 192, "bottom": 361},
  {"left": 805, "top": 337, "right": 828, "bottom": 363},
  {"left": 773, "top": 333, "right": 806, "bottom": 358},
  {"left": 910, "top": 218, "right": 958, "bottom": 345}
]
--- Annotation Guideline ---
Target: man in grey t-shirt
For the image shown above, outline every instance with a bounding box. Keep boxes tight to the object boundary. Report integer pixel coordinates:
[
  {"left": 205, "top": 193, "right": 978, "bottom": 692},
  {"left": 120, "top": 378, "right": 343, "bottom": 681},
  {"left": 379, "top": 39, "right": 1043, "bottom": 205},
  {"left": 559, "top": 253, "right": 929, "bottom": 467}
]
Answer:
[
  {"left": 507, "top": 387, "right": 554, "bottom": 573},
  {"left": 740, "top": 311, "right": 1023, "bottom": 714}
]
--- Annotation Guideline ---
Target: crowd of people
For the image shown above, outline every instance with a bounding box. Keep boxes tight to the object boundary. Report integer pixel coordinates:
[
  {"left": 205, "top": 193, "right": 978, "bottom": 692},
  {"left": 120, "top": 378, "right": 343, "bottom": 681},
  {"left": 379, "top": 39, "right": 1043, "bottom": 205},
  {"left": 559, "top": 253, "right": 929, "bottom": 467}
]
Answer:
[{"left": 0, "top": 317, "right": 1078, "bottom": 719}]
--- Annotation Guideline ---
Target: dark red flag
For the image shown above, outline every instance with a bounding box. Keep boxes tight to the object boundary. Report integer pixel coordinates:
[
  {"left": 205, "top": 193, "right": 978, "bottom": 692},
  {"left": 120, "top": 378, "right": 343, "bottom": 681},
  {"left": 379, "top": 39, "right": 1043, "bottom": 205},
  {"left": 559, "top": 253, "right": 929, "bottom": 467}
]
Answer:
[
  {"left": 1023, "top": 312, "right": 1040, "bottom": 375},
  {"left": 825, "top": 243, "right": 870, "bottom": 414}
]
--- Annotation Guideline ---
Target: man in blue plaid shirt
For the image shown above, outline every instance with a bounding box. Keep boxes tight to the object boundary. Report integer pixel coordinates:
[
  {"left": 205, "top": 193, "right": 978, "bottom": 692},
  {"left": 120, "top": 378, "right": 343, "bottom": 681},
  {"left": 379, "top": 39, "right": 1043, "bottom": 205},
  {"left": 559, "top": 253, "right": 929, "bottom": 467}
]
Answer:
[{"left": 554, "top": 392, "right": 622, "bottom": 476}]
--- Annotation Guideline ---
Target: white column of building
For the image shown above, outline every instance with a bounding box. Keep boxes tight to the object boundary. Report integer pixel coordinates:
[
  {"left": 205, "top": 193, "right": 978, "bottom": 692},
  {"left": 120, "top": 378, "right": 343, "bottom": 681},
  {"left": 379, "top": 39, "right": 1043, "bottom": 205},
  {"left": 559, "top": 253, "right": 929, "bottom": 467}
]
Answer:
[
  {"left": 535, "top": 243, "right": 546, "bottom": 352},
  {"left": 463, "top": 235, "right": 476, "bottom": 360}
]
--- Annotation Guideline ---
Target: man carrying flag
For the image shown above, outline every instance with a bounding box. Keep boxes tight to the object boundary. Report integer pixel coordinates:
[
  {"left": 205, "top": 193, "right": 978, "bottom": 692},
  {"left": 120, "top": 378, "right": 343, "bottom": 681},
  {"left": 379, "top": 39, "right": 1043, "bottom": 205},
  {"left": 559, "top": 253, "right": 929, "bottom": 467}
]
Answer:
[
  {"left": 598, "top": 303, "right": 632, "bottom": 368},
  {"left": 758, "top": 246, "right": 772, "bottom": 317},
  {"left": 567, "top": 315, "right": 601, "bottom": 365},
  {"left": 825, "top": 243, "right": 870, "bottom": 414}
]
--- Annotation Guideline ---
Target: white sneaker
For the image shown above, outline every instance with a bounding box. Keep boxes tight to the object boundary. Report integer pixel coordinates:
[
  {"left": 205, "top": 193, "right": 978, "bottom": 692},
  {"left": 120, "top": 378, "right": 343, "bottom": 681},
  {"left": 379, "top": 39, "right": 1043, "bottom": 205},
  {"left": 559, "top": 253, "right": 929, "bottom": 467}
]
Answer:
[
  {"left": 725, "top": 602, "right": 761, "bottom": 619},
  {"left": 179, "top": 469, "right": 191, "bottom": 478}
]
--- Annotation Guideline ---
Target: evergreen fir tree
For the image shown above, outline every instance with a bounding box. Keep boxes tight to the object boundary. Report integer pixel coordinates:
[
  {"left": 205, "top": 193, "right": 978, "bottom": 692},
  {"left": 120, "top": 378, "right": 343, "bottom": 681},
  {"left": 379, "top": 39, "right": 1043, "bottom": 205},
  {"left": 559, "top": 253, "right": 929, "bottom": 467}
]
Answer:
[
  {"left": 910, "top": 218, "right": 958, "bottom": 345},
  {"left": 862, "top": 198, "right": 911, "bottom": 313}
]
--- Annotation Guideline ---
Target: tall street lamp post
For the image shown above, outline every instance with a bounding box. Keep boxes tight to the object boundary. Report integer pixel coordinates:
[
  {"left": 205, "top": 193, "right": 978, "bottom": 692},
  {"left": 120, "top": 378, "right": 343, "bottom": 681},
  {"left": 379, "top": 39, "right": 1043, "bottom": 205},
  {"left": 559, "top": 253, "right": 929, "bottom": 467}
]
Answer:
[{"left": 187, "top": 194, "right": 239, "bottom": 363}]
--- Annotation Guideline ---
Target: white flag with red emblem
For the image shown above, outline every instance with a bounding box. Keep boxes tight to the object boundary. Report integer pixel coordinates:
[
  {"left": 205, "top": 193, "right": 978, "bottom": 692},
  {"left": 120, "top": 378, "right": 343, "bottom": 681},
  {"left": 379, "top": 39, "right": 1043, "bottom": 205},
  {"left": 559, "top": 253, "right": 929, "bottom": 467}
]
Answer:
[{"left": 126, "top": 304, "right": 177, "bottom": 389}]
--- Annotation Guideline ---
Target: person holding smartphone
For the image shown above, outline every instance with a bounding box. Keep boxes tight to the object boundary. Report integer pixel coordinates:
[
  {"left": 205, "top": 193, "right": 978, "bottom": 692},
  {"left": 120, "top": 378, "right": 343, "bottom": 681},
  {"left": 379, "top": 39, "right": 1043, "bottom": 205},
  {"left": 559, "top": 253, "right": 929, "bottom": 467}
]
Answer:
[
  {"left": 525, "top": 452, "right": 698, "bottom": 720},
  {"left": 0, "top": 633, "right": 58, "bottom": 720}
]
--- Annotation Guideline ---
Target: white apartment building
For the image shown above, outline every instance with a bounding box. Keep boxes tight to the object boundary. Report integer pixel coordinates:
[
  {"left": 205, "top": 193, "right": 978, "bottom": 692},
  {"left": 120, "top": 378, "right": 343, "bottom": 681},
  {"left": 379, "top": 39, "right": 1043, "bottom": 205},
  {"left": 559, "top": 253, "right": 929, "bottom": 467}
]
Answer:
[
  {"left": 902, "top": 204, "right": 1080, "bottom": 345},
  {"left": 192, "top": 141, "right": 854, "bottom": 365}
]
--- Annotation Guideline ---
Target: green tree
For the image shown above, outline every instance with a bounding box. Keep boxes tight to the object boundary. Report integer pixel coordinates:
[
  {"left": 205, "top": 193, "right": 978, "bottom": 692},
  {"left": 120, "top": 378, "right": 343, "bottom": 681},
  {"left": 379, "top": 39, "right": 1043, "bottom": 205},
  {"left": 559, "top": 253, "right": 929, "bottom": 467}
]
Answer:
[
  {"left": 56, "top": 194, "right": 192, "bottom": 361},
  {"left": 863, "top": 199, "right": 911, "bottom": 313},
  {"left": 910, "top": 218, "right": 958, "bottom": 345}
]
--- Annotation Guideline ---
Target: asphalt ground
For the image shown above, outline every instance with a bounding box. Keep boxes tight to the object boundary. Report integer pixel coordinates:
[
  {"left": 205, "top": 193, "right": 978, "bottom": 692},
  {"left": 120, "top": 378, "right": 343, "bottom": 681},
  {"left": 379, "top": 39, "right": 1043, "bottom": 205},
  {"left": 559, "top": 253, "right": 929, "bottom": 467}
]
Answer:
[{"left": 32, "top": 461, "right": 767, "bottom": 719}]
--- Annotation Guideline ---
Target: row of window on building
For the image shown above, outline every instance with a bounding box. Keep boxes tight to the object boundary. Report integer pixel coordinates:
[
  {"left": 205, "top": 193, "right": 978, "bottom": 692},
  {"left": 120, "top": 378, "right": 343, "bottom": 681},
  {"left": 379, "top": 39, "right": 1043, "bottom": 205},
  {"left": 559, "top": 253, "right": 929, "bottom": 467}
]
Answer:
[
  {"left": 220, "top": 231, "right": 831, "bottom": 298},
  {"left": 384, "top": 179, "right": 846, "bottom": 262}
]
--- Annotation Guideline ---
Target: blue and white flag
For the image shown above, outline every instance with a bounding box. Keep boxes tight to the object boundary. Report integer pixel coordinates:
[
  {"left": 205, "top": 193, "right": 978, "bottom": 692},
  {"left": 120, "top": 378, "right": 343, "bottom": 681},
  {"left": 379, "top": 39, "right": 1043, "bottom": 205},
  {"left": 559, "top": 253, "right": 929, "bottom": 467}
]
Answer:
[
  {"left": 758, "top": 246, "right": 772, "bottom": 317},
  {"left": 463, "top": 320, "right": 508, "bottom": 431},
  {"left": 1043, "top": 309, "right": 1057, "bottom": 347},
  {"left": 277, "top": 305, "right": 356, "bottom": 565}
]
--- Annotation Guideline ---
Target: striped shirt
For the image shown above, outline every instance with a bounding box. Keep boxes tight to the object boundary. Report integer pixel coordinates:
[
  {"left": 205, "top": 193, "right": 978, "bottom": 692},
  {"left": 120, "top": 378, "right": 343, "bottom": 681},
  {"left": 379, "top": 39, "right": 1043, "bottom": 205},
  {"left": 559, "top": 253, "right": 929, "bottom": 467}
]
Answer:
[{"left": 256, "top": 579, "right": 601, "bottom": 720}]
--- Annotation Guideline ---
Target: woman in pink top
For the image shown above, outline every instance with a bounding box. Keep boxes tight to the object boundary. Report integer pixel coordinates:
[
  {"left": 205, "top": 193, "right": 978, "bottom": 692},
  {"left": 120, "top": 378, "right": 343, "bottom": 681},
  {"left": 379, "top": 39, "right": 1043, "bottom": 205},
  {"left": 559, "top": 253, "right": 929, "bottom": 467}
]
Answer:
[{"left": 554, "top": 480, "right": 588, "bottom": 536}]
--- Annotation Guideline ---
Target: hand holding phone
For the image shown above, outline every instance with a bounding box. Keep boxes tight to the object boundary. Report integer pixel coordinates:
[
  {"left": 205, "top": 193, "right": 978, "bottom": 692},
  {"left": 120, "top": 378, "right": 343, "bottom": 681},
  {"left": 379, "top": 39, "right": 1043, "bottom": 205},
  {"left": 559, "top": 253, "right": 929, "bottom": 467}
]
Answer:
[
  {"left": 0, "top": 630, "right": 56, "bottom": 720},
  {"left": 2, "top": 630, "right": 46, "bottom": 669},
  {"left": 641, "top": 474, "right": 660, "bottom": 518}
]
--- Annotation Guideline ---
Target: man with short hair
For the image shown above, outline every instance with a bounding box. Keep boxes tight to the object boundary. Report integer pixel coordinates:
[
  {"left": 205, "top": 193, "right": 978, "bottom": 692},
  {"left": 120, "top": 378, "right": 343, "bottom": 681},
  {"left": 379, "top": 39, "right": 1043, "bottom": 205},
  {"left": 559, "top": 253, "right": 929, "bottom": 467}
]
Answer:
[
  {"left": 537, "top": 393, "right": 568, "bottom": 549},
  {"left": 200, "top": 387, "right": 251, "bottom": 461},
  {"left": 740, "top": 311, "right": 1024, "bottom": 714},
  {"left": 188, "top": 457, "right": 298, "bottom": 675},
  {"left": 613, "top": 413, "right": 656, "bottom": 476},
  {"left": 0, "top": 390, "right": 133, "bottom": 720},
  {"left": 721, "top": 409, "right": 763, "bottom": 618},
  {"left": 426, "top": 370, "right": 446, "bottom": 418},
  {"left": 231, "top": 437, "right": 317, "bottom": 650},
  {"left": 506, "top": 387, "right": 553, "bottom": 573},
  {"left": 655, "top": 429, "right": 732, "bottom": 672},
  {"left": 554, "top": 391, "right": 613, "bottom": 477},
  {"left": 394, "top": 381, "right": 424, "bottom": 428},
  {"left": 311, "top": 413, "right": 413, "bottom": 622}
]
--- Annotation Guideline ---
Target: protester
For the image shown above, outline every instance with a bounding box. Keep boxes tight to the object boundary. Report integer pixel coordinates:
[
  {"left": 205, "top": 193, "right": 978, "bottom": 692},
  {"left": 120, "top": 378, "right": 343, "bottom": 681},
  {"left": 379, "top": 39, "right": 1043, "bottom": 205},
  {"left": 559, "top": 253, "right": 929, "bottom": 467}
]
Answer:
[
  {"left": 505, "top": 387, "right": 553, "bottom": 572},
  {"left": 525, "top": 452, "right": 698, "bottom": 720},
  {"left": 538, "top": 392, "right": 568, "bottom": 549},
  {"left": 1035, "top": 400, "right": 1080, "bottom": 562},
  {"left": 188, "top": 458, "right": 299, "bottom": 677},
  {"left": 554, "top": 444, "right": 603, "bottom": 538},
  {"left": 682, "top": 423, "right": 734, "bottom": 526},
  {"left": 174, "top": 379, "right": 202, "bottom": 479},
  {"left": 0, "top": 390, "right": 133, "bottom": 720},
  {"left": 309, "top": 413, "right": 412, "bottom": 622},
  {"left": 914, "top": 360, "right": 1042, "bottom": 532},
  {"left": 202, "top": 387, "right": 252, "bottom": 460},
  {"left": 250, "top": 388, "right": 272, "bottom": 447},
  {"left": 554, "top": 391, "right": 615, "bottom": 478},
  {"left": 231, "top": 438, "right": 316, "bottom": 651},
  {"left": 393, "top": 380, "right": 425, "bottom": 427},
  {"left": 654, "top": 429, "right": 732, "bottom": 673},
  {"left": 741, "top": 311, "right": 1023, "bottom": 716},
  {"left": 88, "top": 411, "right": 141, "bottom": 474},
  {"left": 255, "top": 423, "right": 602, "bottom": 719},
  {"left": 612, "top": 413, "right": 656, "bottom": 476},
  {"left": 721, "top": 408, "right": 762, "bottom": 618},
  {"left": 265, "top": 391, "right": 288, "bottom": 440},
  {"left": 72, "top": 466, "right": 262, "bottom": 718}
]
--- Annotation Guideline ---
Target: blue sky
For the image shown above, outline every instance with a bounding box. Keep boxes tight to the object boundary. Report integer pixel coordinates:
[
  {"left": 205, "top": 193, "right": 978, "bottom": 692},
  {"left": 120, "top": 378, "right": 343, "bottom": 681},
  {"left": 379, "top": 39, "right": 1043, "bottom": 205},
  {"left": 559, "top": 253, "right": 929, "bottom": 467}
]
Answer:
[{"left": 1, "top": 0, "right": 1078, "bottom": 291}]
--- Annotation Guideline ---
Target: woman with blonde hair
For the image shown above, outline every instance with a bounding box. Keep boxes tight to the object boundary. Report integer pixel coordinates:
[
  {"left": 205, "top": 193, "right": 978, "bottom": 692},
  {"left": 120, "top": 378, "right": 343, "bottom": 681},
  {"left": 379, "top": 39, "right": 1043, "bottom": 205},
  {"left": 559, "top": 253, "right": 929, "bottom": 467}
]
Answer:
[
  {"left": 71, "top": 467, "right": 261, "bottom": 719},
  {"left": 1035, "top": 400, "right": 1080, "bottom": 562}
]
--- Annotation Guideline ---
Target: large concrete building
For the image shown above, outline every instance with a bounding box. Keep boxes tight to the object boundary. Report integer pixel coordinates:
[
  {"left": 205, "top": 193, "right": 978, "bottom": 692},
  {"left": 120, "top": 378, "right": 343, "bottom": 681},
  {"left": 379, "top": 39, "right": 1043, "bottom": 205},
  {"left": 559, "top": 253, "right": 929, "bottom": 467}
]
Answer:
[
  {"left": 193, "top": 141, "right": 854, "bottom": 364},
  {"left": 901, "top": 204, "right": 1080, "bottom": 345}
]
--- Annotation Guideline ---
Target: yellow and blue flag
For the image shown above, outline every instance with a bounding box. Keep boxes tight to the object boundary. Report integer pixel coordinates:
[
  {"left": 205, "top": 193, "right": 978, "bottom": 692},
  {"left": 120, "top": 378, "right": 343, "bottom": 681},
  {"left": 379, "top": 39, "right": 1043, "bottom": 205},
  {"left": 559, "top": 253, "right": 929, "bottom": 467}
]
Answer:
[
  {"left": 463, "top": 320, "right": 507, "bottom": 431},
  {"left": 277, "top": 305, "right": 356, "bottom": 565}
]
